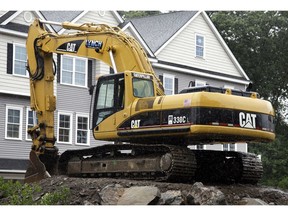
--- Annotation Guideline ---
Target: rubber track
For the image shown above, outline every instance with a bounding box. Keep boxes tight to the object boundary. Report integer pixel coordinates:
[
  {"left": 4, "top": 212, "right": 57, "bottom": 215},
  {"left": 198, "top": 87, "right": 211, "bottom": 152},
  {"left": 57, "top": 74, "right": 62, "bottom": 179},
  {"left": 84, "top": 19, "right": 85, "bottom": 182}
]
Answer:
[
  {"left": 192, "top": 150, "right": 263, "bottom": 184},
  {"left": 58, "top": 144, "right": 262, "bottom": 184},
  {"left": 58, "top": 144, "right": 197, "bottom": 182},
  {"left": 239, "top": 152, "right": 263, "bottom": 184}
]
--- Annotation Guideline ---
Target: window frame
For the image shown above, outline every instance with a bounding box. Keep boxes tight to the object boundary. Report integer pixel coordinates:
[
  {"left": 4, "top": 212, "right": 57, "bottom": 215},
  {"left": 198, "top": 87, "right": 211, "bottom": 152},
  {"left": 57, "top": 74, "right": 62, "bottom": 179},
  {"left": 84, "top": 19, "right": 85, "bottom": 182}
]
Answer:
[
  {"left": 75, "top": 113, "right": 90, "bottom": 146},
  {"left": 26, "top": 107, "right": 38, "bottom": 141},
  {"left": 195, "top": 79, "right": 206, "bottom": 87},
  {"left": 60, "top": 55, "right": 88, "bottom": 88},
  {"left": 5, "top": 105, "right": 23, "bottom": 140},
  {"left": 163, "top": 73, "right": 175, "bottom": 95},
  {"left": 222, "top": 144, "right": 237, "bottom": 151},
  {"left": 13, "top": 43, "right": 28, "bottom": 78},
  {"left": 57, "top": 111, "right": 73, "bottom": 145},
  {"left": 195, "top": 34, "right": 205, "bottom": 58}
]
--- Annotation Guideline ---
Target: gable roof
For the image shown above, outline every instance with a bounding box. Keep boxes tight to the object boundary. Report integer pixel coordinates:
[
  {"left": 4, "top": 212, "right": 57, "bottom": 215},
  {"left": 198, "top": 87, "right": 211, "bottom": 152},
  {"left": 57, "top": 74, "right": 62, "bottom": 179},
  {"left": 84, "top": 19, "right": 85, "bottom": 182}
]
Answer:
[
  {"left": 125, "top": 11, "right": 249, "bottom": 82},
  {"left": 0, "top": 11, "right": 19, "bottom": 24},
  {"left": 0, "top": 11, "right": 124, "bottom": 34},
  {"left": 40, "top": 11, "right": 84, "bottom": 32},
  {"left": 125, "top": 11, "right": 198, "bottom": 53}
]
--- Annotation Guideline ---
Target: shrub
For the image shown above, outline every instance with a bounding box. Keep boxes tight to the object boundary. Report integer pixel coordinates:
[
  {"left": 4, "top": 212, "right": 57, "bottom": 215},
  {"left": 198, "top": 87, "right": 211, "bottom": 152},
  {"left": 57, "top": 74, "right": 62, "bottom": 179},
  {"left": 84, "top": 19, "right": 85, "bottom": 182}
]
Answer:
[{"left": 0, "top": 177, "right": 70, "bottom": 205}]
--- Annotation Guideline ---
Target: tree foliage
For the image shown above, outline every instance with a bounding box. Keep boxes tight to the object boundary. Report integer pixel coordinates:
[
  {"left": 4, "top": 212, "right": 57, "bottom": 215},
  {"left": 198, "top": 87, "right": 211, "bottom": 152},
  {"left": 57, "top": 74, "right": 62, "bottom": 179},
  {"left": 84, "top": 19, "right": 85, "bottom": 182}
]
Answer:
[
  {"left": 210, "top": 11, "right": 288, "bottom": 124},
  {"left": 118, "top": 11, "right": 161, "bottom": 20},
  {"left": 210, "top": 11, "right": 288, "bottom": 189}
]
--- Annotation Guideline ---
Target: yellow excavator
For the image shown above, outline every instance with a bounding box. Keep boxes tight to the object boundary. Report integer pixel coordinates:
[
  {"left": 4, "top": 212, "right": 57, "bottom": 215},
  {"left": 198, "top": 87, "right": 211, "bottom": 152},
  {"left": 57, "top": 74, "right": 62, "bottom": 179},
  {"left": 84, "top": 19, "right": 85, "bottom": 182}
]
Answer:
[{"left": 25, "top": 19, "right": 275, "bottom": 184}]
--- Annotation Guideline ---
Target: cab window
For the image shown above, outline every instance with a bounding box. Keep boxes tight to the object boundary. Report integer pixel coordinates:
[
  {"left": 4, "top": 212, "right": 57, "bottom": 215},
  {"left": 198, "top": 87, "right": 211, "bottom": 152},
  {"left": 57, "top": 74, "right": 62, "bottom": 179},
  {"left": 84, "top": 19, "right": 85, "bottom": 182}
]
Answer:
[{"left": 133, "top": 78, "right": 154, "bottom": 98}]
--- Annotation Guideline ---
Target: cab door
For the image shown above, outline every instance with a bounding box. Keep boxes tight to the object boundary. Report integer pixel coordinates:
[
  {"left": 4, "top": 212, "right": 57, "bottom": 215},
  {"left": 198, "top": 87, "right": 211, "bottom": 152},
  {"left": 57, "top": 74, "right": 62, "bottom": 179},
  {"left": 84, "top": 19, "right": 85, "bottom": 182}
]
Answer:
[{"left": 90, "top": 73, "right": 125, "bottom": 135}]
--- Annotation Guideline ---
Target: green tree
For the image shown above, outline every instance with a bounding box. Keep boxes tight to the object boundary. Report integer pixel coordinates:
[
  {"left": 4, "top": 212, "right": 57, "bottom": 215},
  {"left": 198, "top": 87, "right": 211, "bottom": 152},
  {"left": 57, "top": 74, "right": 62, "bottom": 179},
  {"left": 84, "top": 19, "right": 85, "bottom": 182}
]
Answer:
[
  {"left": 210, "top": 11, "right": 288, "bottom": 124},
  {"left": 210, "top": 11, "right": 288, "bottom": 189},
  {"left": 118, "top": 11, "right": 161, "bottom": 20}
]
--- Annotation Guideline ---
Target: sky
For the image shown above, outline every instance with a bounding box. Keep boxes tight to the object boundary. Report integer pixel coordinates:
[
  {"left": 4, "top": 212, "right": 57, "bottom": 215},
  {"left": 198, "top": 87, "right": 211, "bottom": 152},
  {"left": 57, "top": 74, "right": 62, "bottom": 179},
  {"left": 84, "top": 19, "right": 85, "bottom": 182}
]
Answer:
[{"left": 3, "top": 0, "right": 288, "bottom": 11}]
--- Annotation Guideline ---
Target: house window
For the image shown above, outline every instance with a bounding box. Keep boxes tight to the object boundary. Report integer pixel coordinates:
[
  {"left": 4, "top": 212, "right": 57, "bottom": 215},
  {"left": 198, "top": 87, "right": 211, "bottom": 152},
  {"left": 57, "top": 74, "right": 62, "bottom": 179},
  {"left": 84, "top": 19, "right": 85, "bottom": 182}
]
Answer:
[
  {"left": 61, "top": 56, "right": 87, "bottom": 87},
  {"left": 223, "top": 144, "right": 236, "bottom": 151},
  {"left": 195, "top": 34, "right": 205, "bottom": 58},
  {"left": 5, "top": 106, "right": 23, "bottom": 140},
  {"left": 76, "top": 114, "right": 89, "bottom": 145},
  {"left": 196, "top": 145, "right": 204, "bottom": 150},
  {"left": 58, "top": 112, "right": 73, "bottom": 144},
  {"left": 26, "top": 108, "right": 38, "bottom": 140},
  {"left": 230, "top": 144, "right": 236, "bottom": 151},
  {"left": 163, "top": 74, "right": 174, "bottom": 95},
  {"left": 224, "top": 85, "right": 234, "bottom": 90},
  {"left": 195, "top": 80, "right": 206, "bottom": 87},
  {"left": 14, "top": 44, "right": 28, "bottom": 77}
]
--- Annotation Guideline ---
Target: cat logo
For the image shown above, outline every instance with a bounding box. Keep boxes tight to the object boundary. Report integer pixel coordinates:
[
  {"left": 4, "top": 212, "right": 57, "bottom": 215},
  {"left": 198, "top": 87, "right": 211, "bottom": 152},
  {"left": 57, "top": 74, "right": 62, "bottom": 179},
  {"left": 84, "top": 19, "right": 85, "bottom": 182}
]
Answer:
[
  {"left": 66, "top": 43, "right": 76, "bottom": 52},
  {"left": 131, "top": 120, "right": 141, "bottom": 129},
  {"left": 239, "top": 112, "right": 257, "bottom": 129}
]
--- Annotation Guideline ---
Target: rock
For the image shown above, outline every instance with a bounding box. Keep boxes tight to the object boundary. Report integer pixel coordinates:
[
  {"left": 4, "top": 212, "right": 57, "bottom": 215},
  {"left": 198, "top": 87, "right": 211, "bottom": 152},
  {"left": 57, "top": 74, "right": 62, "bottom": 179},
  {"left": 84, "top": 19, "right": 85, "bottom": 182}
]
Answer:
[
  {"left": 239, "top": 198, "right": 268, "bottom": 205},
  {"left": 117, "top": 186, "right": 160, "bottom": 205},
  {"left": 83, "top": 200, "right": 93, "bottom": 205},
  {"left": 188, "top": 182, "right": 227, "bottom": 205},
  {"left": 32, "top": 176, "right": 288, "bottom": 205},
  {"left": 99, "top": 184, "right": 125, "bottom": 205},
  {"left": 158, "top": 190, "right": 184, "bottom": 205}
]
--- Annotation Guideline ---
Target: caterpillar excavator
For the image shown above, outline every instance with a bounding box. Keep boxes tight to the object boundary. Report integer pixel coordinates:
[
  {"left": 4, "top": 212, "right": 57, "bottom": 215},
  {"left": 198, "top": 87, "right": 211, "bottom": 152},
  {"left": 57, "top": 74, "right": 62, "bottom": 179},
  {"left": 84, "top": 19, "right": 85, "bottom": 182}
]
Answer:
[{"left": 24, "top": 19, "right": 275, "bottom": 184}]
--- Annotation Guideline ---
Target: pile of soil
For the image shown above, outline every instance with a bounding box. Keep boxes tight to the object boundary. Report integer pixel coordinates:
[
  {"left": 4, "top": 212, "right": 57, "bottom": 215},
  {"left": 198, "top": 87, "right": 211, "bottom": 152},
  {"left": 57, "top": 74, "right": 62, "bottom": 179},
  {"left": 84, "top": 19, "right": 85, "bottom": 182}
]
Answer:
[{"left": 35, "top": 176, "right": 288, "bottom": 205}]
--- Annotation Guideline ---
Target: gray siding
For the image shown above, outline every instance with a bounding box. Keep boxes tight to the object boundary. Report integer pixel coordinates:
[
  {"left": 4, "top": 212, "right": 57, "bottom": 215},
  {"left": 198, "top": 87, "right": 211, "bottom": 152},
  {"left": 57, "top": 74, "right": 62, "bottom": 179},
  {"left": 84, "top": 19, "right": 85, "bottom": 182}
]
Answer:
[
  {"left": 56, "top": 59, "right": 109, "bottom": 153},
  {"left": 0, "top": 93, "right": 31, "bottom": 160}
]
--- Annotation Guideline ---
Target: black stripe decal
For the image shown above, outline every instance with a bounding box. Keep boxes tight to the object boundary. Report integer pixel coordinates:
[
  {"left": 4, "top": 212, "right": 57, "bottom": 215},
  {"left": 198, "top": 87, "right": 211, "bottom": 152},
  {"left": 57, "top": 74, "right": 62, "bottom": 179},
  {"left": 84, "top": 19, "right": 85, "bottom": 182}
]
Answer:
[{"left": 118, "top": 127, "right": 190, "bottom": 136}]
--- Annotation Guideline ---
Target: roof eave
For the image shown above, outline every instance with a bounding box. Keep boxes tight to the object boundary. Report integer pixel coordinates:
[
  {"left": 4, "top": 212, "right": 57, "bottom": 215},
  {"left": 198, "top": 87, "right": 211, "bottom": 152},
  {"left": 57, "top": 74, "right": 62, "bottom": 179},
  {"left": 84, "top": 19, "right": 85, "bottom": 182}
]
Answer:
[
  {"left": 121, "top": 22, "right": 155, "bottom": 58},
  {"left": 201, "top": 11, "right": 250, "bottom": 81},
  {"left": 154, "top": 11, "right": 201, "bottom": 56}
]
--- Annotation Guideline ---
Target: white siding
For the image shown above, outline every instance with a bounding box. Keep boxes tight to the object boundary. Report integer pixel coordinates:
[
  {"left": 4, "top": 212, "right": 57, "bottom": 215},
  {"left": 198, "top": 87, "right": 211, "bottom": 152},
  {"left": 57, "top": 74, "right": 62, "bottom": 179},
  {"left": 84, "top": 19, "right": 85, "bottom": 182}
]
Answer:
[
  {"left": 9, "top": 11, "right": 36, "bottom": 26},
  {"left": 59, "top": 11, "right": 115, "bottom": 76},
  {"left": 157, "top": 13, "right": 242, "bottom": 78},
  {"left": 0, "top": 34, "right": 30, "bottom": 95},
  {"left": 83, "top": 11, "right": 117, "bottom": 74},
  {"left": 77, "top": 11, "right": 119, "bottom": 26}
]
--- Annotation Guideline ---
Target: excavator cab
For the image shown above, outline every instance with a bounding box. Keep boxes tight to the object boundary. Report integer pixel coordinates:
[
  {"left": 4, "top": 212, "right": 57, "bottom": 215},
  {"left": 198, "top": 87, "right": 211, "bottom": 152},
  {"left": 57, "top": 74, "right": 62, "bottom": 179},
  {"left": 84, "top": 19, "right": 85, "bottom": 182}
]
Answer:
[{"left": 90, "top": 71, "right": 157, "bottom": 140}]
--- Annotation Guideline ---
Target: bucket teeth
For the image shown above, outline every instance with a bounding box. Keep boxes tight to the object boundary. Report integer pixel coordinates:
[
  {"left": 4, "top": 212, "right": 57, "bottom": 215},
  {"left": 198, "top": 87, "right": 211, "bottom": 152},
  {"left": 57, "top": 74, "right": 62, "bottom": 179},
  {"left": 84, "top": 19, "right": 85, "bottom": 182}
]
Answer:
[{"left": 24, "top": 151, "right": 51, "bottom": 183}]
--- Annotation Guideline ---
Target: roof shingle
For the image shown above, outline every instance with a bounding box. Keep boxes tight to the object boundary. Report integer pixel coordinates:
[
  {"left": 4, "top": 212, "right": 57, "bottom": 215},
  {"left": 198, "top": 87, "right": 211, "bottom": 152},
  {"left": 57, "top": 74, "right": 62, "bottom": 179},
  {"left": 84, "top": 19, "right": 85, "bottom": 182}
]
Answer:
[{"left": 126, "top": 11, "right": 198, "bottom": 52}]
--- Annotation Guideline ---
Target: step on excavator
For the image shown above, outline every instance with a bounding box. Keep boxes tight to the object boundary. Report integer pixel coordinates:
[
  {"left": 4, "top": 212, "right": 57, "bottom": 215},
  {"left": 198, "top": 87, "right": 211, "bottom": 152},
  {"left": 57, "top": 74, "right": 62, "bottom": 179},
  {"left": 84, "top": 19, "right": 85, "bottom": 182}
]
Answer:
[{"left": 24, "top": 19, "right": 275, "bottom": 184}]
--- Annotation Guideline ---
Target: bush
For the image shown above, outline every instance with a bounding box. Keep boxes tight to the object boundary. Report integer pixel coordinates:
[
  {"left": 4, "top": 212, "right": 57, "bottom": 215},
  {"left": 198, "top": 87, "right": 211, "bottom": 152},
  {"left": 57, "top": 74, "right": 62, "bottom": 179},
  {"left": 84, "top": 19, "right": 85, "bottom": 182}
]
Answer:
[
  {"left": 0, "top": 177, "right": 70, "bottom": 205},
  {"left": 278, "top": 177, "right": 288, "bottom": 190}
]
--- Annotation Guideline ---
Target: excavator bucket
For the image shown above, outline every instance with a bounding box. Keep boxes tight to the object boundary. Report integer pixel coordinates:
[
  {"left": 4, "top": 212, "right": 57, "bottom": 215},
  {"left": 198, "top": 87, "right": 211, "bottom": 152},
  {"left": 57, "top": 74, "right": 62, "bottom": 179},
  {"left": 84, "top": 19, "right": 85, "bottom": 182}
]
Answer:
[{"left": 24, "top": 151, "right": 51, "bottom": 183}]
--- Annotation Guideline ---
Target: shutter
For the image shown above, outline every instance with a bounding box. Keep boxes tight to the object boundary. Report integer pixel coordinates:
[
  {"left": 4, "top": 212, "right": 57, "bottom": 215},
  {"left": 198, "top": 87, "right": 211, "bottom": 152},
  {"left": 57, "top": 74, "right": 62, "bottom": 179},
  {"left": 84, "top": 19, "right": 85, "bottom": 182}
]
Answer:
[
  {"left": 159, "top": 75, "right": 163, "bottom": 84},
  {"left": 174, "top": 78, "right": 178, "bottom": 94},
  {"left": 7, "top": 43, "right": 13, "bottom": 74},
  {"left": 109, "top": 67, "right": 115, "bottom": 74},
  {"left": 57, "top": 54, "right": 61, "bottom": 83},
  {"left": 88, "top": 60, "right": 93, "bottom": 87}
]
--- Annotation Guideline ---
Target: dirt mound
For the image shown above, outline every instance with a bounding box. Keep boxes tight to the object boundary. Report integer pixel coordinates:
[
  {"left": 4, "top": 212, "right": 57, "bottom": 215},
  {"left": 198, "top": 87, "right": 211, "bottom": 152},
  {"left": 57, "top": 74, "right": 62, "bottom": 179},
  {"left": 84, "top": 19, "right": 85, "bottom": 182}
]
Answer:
[{"left": 35, "top": 176, "right": 288, "bottom": 205}]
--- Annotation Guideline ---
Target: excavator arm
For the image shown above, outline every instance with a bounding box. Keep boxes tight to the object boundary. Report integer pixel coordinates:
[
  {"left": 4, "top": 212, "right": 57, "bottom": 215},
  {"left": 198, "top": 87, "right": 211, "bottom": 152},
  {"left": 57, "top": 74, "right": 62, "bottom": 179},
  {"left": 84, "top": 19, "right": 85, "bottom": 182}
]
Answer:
[{"left": 25, "top": 19, "right": 164, "bottom": 182}]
